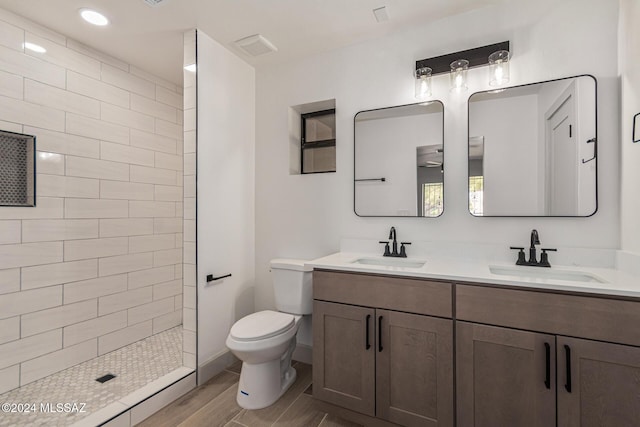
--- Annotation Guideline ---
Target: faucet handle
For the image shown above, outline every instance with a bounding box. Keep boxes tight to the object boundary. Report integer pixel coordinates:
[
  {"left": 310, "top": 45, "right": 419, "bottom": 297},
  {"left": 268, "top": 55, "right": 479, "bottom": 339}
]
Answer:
[
  {"left": 399, "top": 242, "right": 411, "bottom": 258},
  {"left": 539, "top": 248, "right": 557, "bottom": 268},
  {"left": 379, "top": 241, "right": 391, "bottom": 257},
  {"left": 510, "top": 246, "right": 526, "bottom": 265}
]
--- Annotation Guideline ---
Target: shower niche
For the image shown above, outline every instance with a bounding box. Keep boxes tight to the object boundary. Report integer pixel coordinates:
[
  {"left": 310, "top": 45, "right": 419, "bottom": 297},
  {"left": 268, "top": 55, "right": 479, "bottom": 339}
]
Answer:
[{"left": 0, "top": 130, "right": 35, "bottom": 207}]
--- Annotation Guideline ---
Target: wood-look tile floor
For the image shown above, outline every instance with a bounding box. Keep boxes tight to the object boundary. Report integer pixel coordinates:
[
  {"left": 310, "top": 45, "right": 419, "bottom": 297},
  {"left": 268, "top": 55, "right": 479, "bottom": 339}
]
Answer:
[{"left": 137, "top": 361, "right": 362, "bottom": 427}]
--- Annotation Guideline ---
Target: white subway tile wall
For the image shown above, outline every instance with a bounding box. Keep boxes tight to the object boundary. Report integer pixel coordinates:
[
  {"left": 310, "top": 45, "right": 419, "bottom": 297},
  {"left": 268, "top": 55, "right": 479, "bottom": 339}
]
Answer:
[
  {"left": 182, "top": 30, "right": 196, "bottom": 369},
  {"left": 0, "top": 9, "right": 183, "bottom": 392}
]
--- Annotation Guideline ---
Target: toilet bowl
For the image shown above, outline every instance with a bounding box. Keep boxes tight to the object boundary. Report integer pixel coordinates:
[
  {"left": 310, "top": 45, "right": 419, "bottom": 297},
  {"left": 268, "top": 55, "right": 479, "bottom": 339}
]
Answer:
[{"left": 225, "top": 259, "right": 312, "bottom": 410}]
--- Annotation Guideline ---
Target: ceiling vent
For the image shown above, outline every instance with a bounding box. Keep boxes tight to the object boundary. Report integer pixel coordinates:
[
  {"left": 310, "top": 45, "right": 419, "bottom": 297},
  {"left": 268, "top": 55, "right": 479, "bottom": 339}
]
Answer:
[
  {"left": 373, "top": 6, "right": 389, "bottom": 23},
  {"left": 234, "top": 34, "right": 278, "bottom": 57},
  {"left": 142, "top": 0, "right": 167, "bottom": 6}
]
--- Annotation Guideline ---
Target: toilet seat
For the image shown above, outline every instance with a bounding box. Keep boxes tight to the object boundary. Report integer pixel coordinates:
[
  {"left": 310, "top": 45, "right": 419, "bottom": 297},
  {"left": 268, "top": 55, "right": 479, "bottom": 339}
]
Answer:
[{"left": 230, "top": 310, "right": 295, "bottom": 342}]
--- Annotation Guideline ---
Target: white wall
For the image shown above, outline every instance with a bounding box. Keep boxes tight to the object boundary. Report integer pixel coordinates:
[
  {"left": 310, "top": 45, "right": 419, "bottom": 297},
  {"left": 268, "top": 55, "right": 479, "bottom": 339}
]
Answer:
[
  {"left": 255, "top": 0, "right": 620, "bottom": 312},
  {"left": 619, "top": 0, "right": 640, "bottom": 253},
  {"left": 0, "top": 8, "right": 184, "bottom": 393},
  {"left": 469, "top": 95, "right": 539, "bottom": 215},
  {"left": 356, "top": 112, "right": 442, "bottom": 216},
  {"left": 194, "top": 31, "right": 256, "bottom": 371}
]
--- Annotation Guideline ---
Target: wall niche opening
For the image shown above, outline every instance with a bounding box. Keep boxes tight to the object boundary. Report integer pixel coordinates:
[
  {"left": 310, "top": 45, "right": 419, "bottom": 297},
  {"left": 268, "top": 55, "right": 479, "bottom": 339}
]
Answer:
[
  {"left": 0, "top": 130, "right": 35, "bottom": 207},
  {"left": 288, "top": 99, "right": 336, "bottom": 175}
]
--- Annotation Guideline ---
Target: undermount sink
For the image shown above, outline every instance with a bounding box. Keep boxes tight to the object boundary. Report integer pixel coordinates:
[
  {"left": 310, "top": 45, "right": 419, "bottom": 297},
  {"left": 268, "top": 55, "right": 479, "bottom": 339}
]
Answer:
[
  {"left": 489, "top": 265, "right": 607, "bottom": 283},
  {"left": 352, "top": 257, "right": 426, "bottom": 268}
]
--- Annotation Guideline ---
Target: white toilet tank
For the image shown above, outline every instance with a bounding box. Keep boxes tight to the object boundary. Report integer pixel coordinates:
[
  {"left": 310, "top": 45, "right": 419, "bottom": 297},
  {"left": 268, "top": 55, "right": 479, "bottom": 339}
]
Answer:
[{"left": 270, "top": 259, "right": 313, "bottom": 315}]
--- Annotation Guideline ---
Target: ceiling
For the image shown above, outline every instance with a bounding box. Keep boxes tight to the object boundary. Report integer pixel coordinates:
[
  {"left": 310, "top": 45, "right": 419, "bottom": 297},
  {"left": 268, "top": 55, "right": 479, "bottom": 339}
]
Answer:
[{"left": 0, "top": 0, "right": 505, "bottom": 85}]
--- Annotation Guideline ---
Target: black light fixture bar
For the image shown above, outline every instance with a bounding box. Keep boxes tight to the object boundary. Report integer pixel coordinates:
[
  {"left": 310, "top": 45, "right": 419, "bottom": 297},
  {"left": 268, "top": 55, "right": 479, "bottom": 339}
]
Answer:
[{"left": 416, "top": 41, "right": 510, "bottom": 75}]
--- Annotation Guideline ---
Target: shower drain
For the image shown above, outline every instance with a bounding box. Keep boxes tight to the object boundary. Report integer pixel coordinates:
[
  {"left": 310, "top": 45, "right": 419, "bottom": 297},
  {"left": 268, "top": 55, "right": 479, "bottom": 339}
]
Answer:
[{"left": 95, "top": 374, "right": 116, "bottom": 383}]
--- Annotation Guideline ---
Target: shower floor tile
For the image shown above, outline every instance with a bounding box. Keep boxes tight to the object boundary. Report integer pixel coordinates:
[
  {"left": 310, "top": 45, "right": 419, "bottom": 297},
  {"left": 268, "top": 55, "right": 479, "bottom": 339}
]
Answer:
[{"left": 0, "top": 327, "right": 183, "bottom": 427}]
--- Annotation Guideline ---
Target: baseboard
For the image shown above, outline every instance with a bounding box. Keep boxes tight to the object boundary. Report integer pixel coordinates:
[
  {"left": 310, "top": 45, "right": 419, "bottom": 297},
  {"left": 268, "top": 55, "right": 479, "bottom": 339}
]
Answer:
[
  {"left": 292, "top": 343, "right": 312, "bottom": 365},
  {"left": 315, "top": 399, "right": 400, "bottom": 427},
  {"left": 198, "top": 350, "right": 238, "bottom": 385}
]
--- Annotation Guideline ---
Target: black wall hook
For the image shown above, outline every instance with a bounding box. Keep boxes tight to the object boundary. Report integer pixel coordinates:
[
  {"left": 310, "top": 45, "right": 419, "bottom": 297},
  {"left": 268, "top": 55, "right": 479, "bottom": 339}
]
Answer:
[{"left": 581, "top": 138, "right": 597, "bottom": 164}]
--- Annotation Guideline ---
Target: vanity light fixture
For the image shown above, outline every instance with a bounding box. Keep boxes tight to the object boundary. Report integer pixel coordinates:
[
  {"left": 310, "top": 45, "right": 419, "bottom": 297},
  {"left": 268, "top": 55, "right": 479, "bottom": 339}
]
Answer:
[
  {"left": 488, "top": 50, "right": 510, "bottom": 86},
  {"left": 23, "top": 42, "right": 46, "bottom": 53},
  {"left": 414, "top": 67, "right": 432, "bottom": 99},
  {"left": 415, "top": 41, "right": 510, "bottom": 94},
  {"left": 79, "top": 9, "right": 109, "bottom": 26},
  {"left": 450, "top": 60, "right": 469, "bottom": 93}
]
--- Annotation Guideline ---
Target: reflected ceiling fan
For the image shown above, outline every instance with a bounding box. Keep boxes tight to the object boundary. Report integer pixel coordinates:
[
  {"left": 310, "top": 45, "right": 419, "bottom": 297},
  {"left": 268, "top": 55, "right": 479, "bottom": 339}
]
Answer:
[
  {"left": 419, "top": 160, "right": 442, "bottom": 168},
  {"left": 417, "top": 147, "right": 443, "bottom": 168}
]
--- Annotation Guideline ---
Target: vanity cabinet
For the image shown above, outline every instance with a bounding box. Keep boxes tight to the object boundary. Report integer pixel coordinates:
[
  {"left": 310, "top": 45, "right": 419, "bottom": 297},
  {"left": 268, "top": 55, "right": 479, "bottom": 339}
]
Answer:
[
  {"left": 312, "top": 269, "right": 640, "bottom": 427},
  {"left": 376, "top": 309, "right": 453, "bottom": 427},
  {"left": 456, "top": 284, "right": 640, "bottom": 427},
  {"left": 456, "top": 322, "right": 556, "bottom": 427},
  {"left": 313, "top": 300, "right": 375, "bottom": 416},
  {"left": 556, "top": 336, "right": 640, "bottom": 427},
  {"left": 313, "top": 270, "right": 454, "bottom": 427}
]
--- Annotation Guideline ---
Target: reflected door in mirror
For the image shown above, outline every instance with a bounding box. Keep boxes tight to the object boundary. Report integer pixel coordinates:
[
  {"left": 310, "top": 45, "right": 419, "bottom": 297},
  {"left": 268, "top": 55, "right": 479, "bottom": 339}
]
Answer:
[{"left": 468, "top": 75, "right": 597, "bottom": 217}]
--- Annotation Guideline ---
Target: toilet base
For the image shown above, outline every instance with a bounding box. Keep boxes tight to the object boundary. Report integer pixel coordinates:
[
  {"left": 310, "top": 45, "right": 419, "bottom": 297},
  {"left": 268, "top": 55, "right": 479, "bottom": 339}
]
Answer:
[{"left": 236, "top": 361, "right": 297, "bottom": 410}]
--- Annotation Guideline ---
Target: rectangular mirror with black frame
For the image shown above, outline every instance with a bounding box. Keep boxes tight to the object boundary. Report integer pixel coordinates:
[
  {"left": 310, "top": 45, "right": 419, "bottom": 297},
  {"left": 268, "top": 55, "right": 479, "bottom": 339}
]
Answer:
[
  {"left": 354, "top": 101, "right": 444, "bottom": 217},
  {"left": 468, "top": 75, "right": 597, "bottom": 217}
]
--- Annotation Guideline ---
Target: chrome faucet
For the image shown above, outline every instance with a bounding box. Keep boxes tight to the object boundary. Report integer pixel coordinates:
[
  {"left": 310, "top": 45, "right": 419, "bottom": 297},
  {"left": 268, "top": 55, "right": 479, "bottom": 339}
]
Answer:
[
  {"left": 510, "top": 229, "right": 557, "bottom": 267},
  {"left": 379, "top": 227, "right": 411, "bottom": 258}
]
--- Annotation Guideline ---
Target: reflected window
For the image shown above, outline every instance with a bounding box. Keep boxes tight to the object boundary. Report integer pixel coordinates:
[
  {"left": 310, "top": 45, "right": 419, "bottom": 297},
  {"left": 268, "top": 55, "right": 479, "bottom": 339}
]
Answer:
[
  {"left": 469, "top": 176, "right": 484, "bottom": 216},
  {"left": 422, "top": 183, "right": 443, "bottom": 217},
  {"left": 301, "top": 109, "right": 336, "bottom": 174}
]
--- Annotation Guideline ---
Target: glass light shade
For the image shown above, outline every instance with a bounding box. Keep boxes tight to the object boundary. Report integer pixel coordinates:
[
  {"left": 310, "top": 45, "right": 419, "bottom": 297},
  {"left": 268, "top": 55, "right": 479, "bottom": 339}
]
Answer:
[
  {"left": 488, "top": 50, "right": 510, "bottom": 86},
  {"left": 450, "top": 59, "right": 469, "bottom": 93},
  {"left": 414, "top": 67, "right": 432, "bottom": 99}
]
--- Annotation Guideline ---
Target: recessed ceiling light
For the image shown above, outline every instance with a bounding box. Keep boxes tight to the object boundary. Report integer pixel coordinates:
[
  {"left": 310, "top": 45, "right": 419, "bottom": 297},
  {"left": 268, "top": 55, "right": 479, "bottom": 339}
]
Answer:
[
  {"left": 79, "top": 9, "right": 109, "bottom": 26},
  {"left": 184, "top": 64, "right": 196, "bottom": 72},
  {"left": 23, "top": 42, "right": 46, "bottom": 53}
]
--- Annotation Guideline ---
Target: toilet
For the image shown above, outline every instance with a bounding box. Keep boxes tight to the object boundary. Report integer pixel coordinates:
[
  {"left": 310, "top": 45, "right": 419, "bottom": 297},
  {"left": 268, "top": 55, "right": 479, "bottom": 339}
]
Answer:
[{"left": 226, "top": 259, "right": 312, "bottom": 409}]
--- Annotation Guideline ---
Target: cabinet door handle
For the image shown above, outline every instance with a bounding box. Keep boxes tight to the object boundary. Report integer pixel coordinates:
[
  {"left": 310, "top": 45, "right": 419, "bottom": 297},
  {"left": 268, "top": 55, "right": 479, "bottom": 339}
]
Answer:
[
  {"left": 544, "top": 342, "right": 551, "bottom": 389},
  {"left": 365, "top": 315, "right": 371, "bottom": 350},
  {"left": 564, "top": 344, "right": 572, "bottom": 393},
  {"left": 378, "top": 315, "right": 383, "bottom": 352}
]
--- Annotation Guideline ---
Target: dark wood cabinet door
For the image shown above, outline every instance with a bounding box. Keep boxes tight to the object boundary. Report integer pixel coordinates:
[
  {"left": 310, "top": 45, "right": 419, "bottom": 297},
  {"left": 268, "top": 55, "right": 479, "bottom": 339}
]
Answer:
[
  {"left": 456, "top": 321, "right": 556, "bottom": 427},
  {"left": 557, "top": 336, "right": 640, "bottom": 427},
  {"left": 376, "top": 310, "right": 454, "bottom": 427},
  {"left": 312, "top": 300, "right": 375, "bottom": 416}
]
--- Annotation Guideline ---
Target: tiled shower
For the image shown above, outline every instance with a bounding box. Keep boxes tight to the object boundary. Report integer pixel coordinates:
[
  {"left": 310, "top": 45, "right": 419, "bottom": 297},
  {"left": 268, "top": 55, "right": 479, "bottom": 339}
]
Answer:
[{"left": 0, "top": 7, "right": 190, "bottom": 425}]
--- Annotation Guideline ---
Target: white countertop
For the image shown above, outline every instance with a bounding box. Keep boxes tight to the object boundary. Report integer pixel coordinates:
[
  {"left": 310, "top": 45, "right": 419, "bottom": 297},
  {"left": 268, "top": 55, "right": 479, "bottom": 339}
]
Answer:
[{"left": 306, "top": 251, "right": 640, "bottom": 299}]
